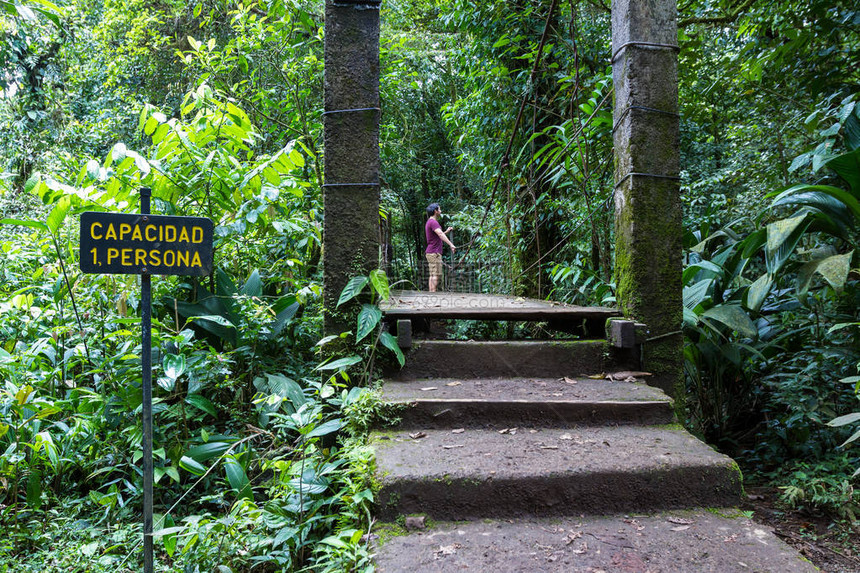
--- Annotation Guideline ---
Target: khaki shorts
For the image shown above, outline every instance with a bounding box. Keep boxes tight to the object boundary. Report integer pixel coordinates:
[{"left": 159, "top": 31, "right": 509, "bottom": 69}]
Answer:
[{"left": 426, "top": 252, "right": 443, "bottom": 278}]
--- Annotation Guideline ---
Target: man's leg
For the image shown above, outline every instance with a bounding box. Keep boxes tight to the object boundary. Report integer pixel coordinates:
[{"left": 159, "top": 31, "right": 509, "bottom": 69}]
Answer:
[{"left": 427, "top": 253, "right": 440, "bottom": 292}]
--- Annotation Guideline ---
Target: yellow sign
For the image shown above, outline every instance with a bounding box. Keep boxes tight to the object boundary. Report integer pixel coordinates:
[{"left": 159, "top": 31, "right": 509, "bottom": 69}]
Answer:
[{"left": 80, "top": 212, "right": 214, "bottom": 276}]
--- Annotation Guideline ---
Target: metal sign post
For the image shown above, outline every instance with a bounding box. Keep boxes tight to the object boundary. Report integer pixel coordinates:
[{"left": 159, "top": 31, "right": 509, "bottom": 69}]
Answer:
[
  {"left": 140, "top": 188, "right": 153, "bottom": 573},
  {"left": 79, "top": 188, "right": 214, "bottom": 572}
]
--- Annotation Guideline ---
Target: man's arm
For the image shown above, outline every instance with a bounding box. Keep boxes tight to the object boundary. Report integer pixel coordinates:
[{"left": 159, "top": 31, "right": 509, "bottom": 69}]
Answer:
[{"left": 434, "top": 227, "right": 456, "bottom": 250}]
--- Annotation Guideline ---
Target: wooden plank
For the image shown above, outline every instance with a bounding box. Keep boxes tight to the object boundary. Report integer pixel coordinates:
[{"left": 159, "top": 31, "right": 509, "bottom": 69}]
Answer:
[{"left": 380, "top": 290, "right": 620, "bottom": 321}]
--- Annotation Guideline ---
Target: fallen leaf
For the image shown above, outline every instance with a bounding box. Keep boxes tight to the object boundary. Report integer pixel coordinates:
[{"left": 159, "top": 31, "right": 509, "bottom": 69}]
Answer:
[
  {"left": 540, "top": 445, "right": 559, "bottom": 450},
  {"left": 559, "top": 433, "right": 574, "bottom": 440},
  {"left": 609, "top": 371, "right": 652, "bottom": 380},
  {"left": 435, "top": 544, "right": 460, "bottom": 558},
  {"left": 572, "top": 542, "right": 588, "bottom": 555},
  {"left": 666, "top": 517, "right": 694, "bottom": 525},
  {"left": 446, "top": 381, "right": 462, "bottom": 387},
  {"left": 563, "top": 377, "right": 578, "bottom": 384},
  {"left": 409, "top": 432, "right": 427, "bottom": 440},
  {"left": 451, "top": 428, "right": 465, "bottom": 434},
  {"left": 724, "top": 534, "right": 739, "bottom": 543},
  {"left": 498, "top": 427, "right": 518, "bottom": 435},
  {"left": 671, "top": 525, "right": 690, "bottom": 532},
  {"left": 421, "top": 387, "right": 438, "bottom": 391},
  {"left": 442, "top": 444, "right": 464, "bottom": 449},
  {"left": 565, "top": 531, "right": 583, "bottom": 544},
  {"left": 586, "top": 373, "right": 606, "bottom": 380}
]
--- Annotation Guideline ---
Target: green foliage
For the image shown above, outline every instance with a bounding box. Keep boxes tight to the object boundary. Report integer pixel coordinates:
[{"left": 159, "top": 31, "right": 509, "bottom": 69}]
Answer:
[
  {"left": 770, "top": 453, "right": 860, "bottom": 523},
  {"left": 1, "top": 0, "right": 858, "bottom": 559}
]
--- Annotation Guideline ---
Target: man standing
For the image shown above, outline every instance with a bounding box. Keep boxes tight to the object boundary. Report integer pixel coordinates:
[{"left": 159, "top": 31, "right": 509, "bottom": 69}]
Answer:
[{"left": 425, "top": 203, "right": 455, "bottom": 292}]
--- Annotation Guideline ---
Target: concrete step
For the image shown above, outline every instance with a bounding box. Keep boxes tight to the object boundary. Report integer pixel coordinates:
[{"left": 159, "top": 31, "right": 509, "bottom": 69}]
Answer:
[
  {"left": 382, "top": 377, "right": 674, "bottom": 429},
  {"left": 373, "top": 426, "right": 742, "bottom": 521},
  {"left": 391, "top": 340, "right": 635, "bottom": 379},
  {"left": 373, "top": 511, "right": 818, "bottom": 573},
  {"left": 381, "top": 289, "right": 620, "bottom": 322}
]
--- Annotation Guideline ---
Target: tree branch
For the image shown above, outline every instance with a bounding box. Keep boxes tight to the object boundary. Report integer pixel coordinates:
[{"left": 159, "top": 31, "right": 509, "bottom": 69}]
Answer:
[{"left": 679, "top": 0, "right": 757, "bottom": 28}]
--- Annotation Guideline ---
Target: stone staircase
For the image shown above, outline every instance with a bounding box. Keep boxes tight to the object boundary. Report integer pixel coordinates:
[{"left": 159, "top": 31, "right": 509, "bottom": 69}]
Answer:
[{"left": 370, "top": 292, "right": 817, "bottom": 572}]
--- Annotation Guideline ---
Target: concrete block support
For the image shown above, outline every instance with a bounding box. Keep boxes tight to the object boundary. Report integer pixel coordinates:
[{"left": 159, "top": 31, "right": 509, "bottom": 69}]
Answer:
[
  {"left": 323, "top": 0, "right": 381, "bottom": 333},
  {"left": 611, "top": 0, "right": 683, "bottom": 397},
  {"left": 396, "top": 319, "right": 412, "bottom": 349}
]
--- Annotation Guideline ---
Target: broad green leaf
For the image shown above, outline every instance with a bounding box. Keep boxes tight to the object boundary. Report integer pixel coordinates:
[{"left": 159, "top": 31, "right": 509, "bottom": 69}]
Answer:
[
  {"left": 162, "top": 514, "right": 177, "bottom": 557},
  {"left": 269, "top": 297, "right": 300, "bottom": 339},
  {"left": 320, "top": 535, "right": 349, "bottom": 550},
  {"left": 765, "top": 215, "right": 809, "bottom": 274},
  {"left": 156, "top": 376, "right": 175, "bottom": 392},
  {"left": 86, "top": 159, "right": 100, "bottom": 180},
  {"left": 185, "top": 394, "right": 217, "bottom": 417},
  {"left": 273, "top": 526, "right": 300, "bottom": 548},
  {"left": 185, "top": 441, "right": 232, "bottom": 462},
  {"left": 701, "top": 305, "right": 757, "bottom": 338},
  {"left": 825, "top": 148, "right": 860, "bottom": 193},
  {"left": 27, "top": 470, "right": 42, "bottom": 509},
  {"left": 492, "top": 35, "right": 511, "bottom": 49},
  {"left": 304, "top": 419, "right": 344, "bottom": 440},
  {"left": 356, "top": 304, "right": 382, "bottom": 342},
  {"left": 369, "top": 269, "right": 390, "bottom": 301},
  {"left": 224, "top": 457, "right": 252, "bottom": 500},
  {"left": 683, "top": 279, "right": 711, "bottom": 310},
  {"left": 289, "top": 467, "right": 330, "bottom": 495},
  {"left": 828, "top": 412, "right": 860, "bottom": 427},
  {"left": 151, "top": 526, "right": 185, "bottom": 538},
  {"left": 682, "top": 260, "right": 722, "bottom": 285},
  {"left": 814, "top": 251, "right": 853, "bottom": 291},
  {"left": 165, "top": 466, "right": 180, "bottom": 482},
  {"left": 241, "top": 269, "right": 263, "bottom": 297},
  {"left": 845, "top": 111, "right": 860, "bottom": 152},
  {"left": 289, "top": 148, "right": 305, "bottom": 168},
  {"left": 188, "top": 314, "right": 235, "bottom": 328},
  {"left": 0, "top": 218, "right": 48, "bottom": 232},
  {"left": 745, "top": 274, "right": 772, "bottom": 312},
  {"left": 15, "top": 4, "right": 36, "bottom": 19},
  {"left": 163, "top": 354, "right": 186, "bottom": 381},
  {"left": 379, "top": 331, "right": 405, "bottom": 367},
  {"left": 797, "top": 251, "right": 853, "bottom": 295},
  {"left": 682, "top": 306, "right": 698, "bottom": 328},
  {"left": 766, "top": 214, "right": 807, "bottom": 254},
  {"left": 46, "top": 195, "right": 69, "bottom": 234},
  {"left": 770, "top": 184, "right": 860, "bottom": 221},
  {"left": 264, "top": 374, "right": 306, "bottom": 407},
  {"left": 24, "top": 174, "right": 40, "bottom": 193},
  {"left": 316, "top": 355, "right": 362, "bottom": 371},
  {"left": 842, "top": 428, "right": 860, "bottom": 447},
  {"left": 179, "top": 455, "right": 207, "bottom": 476},
  {"left": 337, "top": 276, "right": 368, "bottom": 307}
]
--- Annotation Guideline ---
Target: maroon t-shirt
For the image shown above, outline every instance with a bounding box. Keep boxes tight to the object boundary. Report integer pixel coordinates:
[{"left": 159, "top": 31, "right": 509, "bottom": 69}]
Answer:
[{"left": 425, "top": 217, "right": 443, "bottom": 254}]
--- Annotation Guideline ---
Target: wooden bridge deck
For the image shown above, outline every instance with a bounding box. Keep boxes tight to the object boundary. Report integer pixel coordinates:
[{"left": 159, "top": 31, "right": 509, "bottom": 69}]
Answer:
[{"left": 380, "top": 290, "right": 620, "bottom": 322}]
